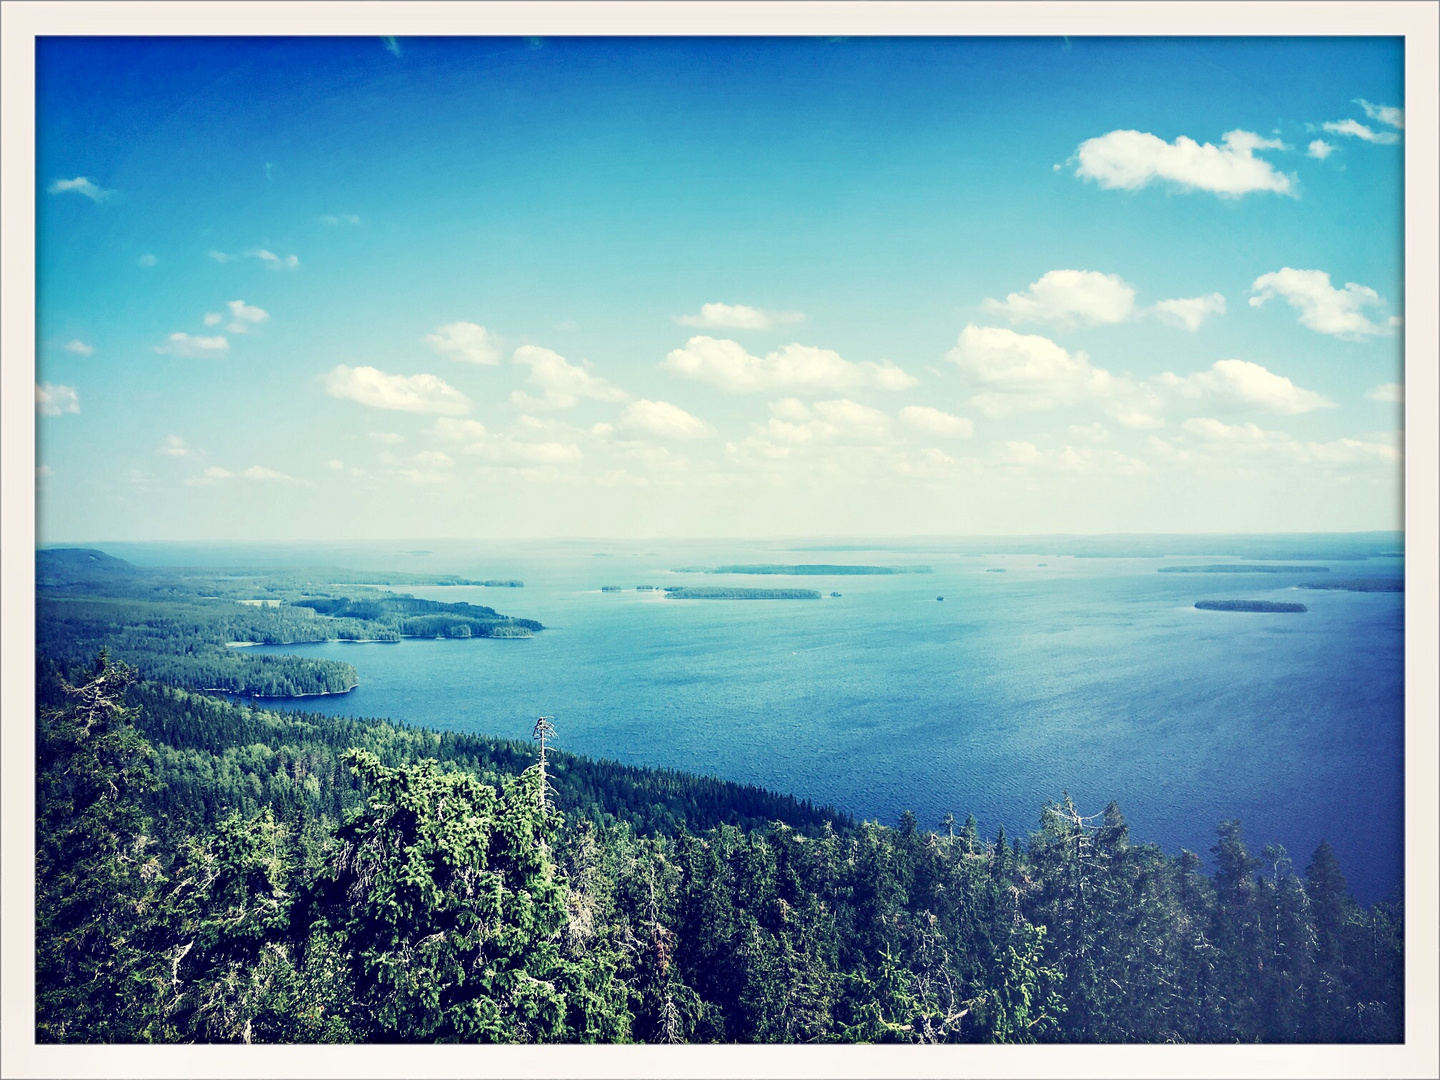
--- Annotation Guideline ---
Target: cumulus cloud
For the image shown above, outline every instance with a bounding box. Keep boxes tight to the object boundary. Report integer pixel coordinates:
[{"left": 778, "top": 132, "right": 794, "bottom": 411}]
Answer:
[
  {"left": 1073, "top": 129, "right": 1293, "bottom": 197},
  {"left": 1321, "top": 118, "right": 1400, "bottom": 145},
  {"left": 48, "top": 177, "right": 111, "bottom": 201},
  {"left": 743, "top": 399, "right": 895, "bottom": 453},
  {"left": 241, "top": 465, "right": 307, "bottom": 484},
  {"left": 1365, "top": 383, "right": 1403, "bottom": 404},
  {"left": 426, "top": 321, "right": 502, "bottom": 365},
  {"left": 36, "top": 383, "right": 80, "bottom": 416},
  {"left": 899, "top": 405, "right": 973, "bottom": 439},
  {"left": 64, "top": 339, "right": 95, "bottom": 356},
  {"left": 674, "top": 303, "right": 805, "bottom": 330},
  {"left": 430, "top": 417, "right": 489, "bottom": 443},
  {"left": 253, "top": 249, "right": 300, "bottom": 270},
  {"left": 1307, "top": 140, "right": 1336, "bottom": 160},
  {"left": 947, "top": 325, "right": 1157, "bottom": 425},
  {"left": 155, "top": 332, "right": 229, "bottom": 357},
  {"left": 1249, "top": 268, "right": 1391, "bottom": 338},
  {"left": 1178, "top": 417, "right": 1401, "bottom": 467},
  {"left": 224, "top": 300, "right": 269, "bottom": 333},
  {"left": 1151, "top": 293, "right": 1226, "bottom": 331},
  {"left": 1355, "top": 99, "right": 1403, "bottom": 129},
  {"left": 1158, "top": 359, "right": 1333, "bottom": 414},
  {"left": 663, "top": 336, "right": 916, "bottom": 394},
  {"left": 512, "top": 345, "right": 628, "bottom": 409},
  {"left": 324, "top": 364, "right": 472, "bottom": 414},
  {"left": 619, "top": 399, "right": 715, "bottom": 440},
  {"left": 203, "top": 312, "right": 223, "bottom": 326},
  {"left": 983, "top": 270, "right": 1137, "bottom": 325},
  {"left": 155, "top": 435, "right": 190, "bottom": 457}
]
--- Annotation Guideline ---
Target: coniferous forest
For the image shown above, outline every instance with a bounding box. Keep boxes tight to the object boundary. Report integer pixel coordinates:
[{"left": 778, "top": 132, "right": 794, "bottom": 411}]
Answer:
[{"left": 35, "top": 642, "right": 1403, "bottom": 1044}]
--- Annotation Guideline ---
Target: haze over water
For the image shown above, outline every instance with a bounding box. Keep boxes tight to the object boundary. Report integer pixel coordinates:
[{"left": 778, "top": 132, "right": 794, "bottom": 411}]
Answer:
[{"left": 107, "top": 534, "right": 1405, "bottom": 904}]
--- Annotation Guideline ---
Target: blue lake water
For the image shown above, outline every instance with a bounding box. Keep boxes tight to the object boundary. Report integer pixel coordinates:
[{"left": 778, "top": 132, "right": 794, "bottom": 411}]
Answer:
[{"left": 110, "top": 537, "right": 1405, "bottom": 904}]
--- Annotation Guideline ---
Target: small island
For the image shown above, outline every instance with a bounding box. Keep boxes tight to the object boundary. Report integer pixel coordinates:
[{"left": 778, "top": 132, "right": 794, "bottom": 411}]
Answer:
[
  {"left": 1299, "top": 579, "right": 1403, "bottom": 593},
  {"left": 664, "top": 587, "right": 822, "bottom": 600},
  {"left": 1195, "top": 600, "right": 1308, "bottom": 613},
  {"left": 600, "top": 585, "right": 623, "bottom": 592},
  {"left": 678, "top": 564, "right": 933, "bottom": 576},
  {"left": 986, "top": 568, "right": 1007, "bottom": 573},
  {"left": 1160, "top": 565, "right": 1329, "bottom": 575}
]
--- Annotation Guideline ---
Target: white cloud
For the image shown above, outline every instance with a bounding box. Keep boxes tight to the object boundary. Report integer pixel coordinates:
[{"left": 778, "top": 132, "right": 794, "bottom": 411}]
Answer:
[
  {"left": 225, "top": 299, "right": 269, "bottom": 333},
  {"left": 155, "top": 435, "right": 190, "bottom": 457},
  {"left": 426, "top": 322, "right": 502, "bottom": 365},
  {"left": 663, "top": 336, "right": 916, "bottom": 394},
  {"left": 743, "top": 399, "right": 894, "bottom": 451},
  {"left": 328, "top": 459, "right": 345, "bottom": 470},
  {"left": 478, "top": 438, "right": 584, "bottom": 465},
  {"left": 1307, "top": 140, "right": 1336, "bottom": 160},
  {"left": 1158, "top": 358, "right": 1334, "bottom": 414},
  {"left": 48, "top": 177, "right": 111, "bottom": 201},
  {"left": 1249, "top": 268, "right": 1390, "bottom": 338},
  {"left": 63, "top": 339, "right": 95, "bottom": 356},
  {"left": 430, "top": 417, "right": 489, "bottom": 443},
  {"left": 209, "top": 251, "right": 235, "bottom": 263},
  {"left": 982, "top": 270, "right": 1137, "bottom": 325},
  {"left": 203, "top": 312, "right": 223, "bottom": 326},
  {"left": 947, "top": 325, "right": 1150, "bottom": 422},
  {"left": 1182, "top": 417, "right": 1275, "bottom": 444},
  {"left": 324, "top": 364, "right": 472, "bottom": 414},
  {"left": 512, "top": 345, "right": 627, "bottom": 409},
  {"left": 899, "top": 405, "right": 973, "bottom": 438},
  {"left": 619, "top": 399, "right": 715, "bottom": 440},
  {"left": 318, "top": 214, "right": 362, "bottom": 225},
  {"left": 1179, "top": 416, "right": 1402, "bottom": 467},
  {"left": 139, "top": 254, "right": 158, "bottom": 267},
  {"left": 241, "top": 465, "right": 307, "bottom": 484},
  {"left": 1365, "top": 382, "right": 1403, "bottom": 404},
  {"left": 1355, "top": 99, "right": 1403, "bottom": 129},
  {"left": 1073, "top": 129, "right": 1293, "bottom": 197},
  {"left": 674, "top": 303, "right": 805, "bottom": 330},
  {"left": 155, "top": 332, "right": 229, "bottom": 357},
  {"left": 36, "top": 383, "right": 80, "bottom": 416},
  {"left": 414, "top": 450, "right": 453, "bottom": 467},
  {"left": 369, "top": 431, "right": 407, "bottom": 445},
  {"left": 252, "top": 249, "right": 299, "bottom": 270},
  {"left": 1151, "top": 293, "right": 1226, "bottom": 331},
  {"left": 1321, "top": 118, "right": 1400, "bottom": 145}
]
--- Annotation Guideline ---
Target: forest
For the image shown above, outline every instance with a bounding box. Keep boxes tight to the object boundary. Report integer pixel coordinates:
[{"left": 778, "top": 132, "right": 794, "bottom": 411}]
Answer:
[
  {"left": 36, "top": 549, "right": 543, "bottom": 696},
  {"left": 35, "top": 645, "right": 1404, "bottom": 1044}
]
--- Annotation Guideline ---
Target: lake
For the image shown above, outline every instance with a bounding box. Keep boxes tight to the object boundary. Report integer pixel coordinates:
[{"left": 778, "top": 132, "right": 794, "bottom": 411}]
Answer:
[{"left": 111, "top": 536, "right": 1406, "bottom": 903}]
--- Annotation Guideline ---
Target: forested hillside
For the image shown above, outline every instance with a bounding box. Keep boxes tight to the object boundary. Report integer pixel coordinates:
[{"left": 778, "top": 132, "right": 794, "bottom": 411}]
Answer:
[
  {"left": 35, "top": 652, "right": 1403, "bottom": 1044},
  {"left": 36, "top": 549, "right": 542, "bottom": 697}
]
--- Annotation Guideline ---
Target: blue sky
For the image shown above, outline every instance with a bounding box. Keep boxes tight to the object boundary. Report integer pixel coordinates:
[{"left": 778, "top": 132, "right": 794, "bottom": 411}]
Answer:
[{"left": 35, "top": 36, "right": 1405, "bottom": 541}]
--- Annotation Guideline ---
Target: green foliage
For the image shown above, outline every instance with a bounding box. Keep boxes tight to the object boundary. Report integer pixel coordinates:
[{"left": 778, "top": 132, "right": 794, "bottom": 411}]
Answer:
[
  {"left": 36, "top": 550, "right": 541, "bottom": 699},
  {"left": 34, "top": 650, "right": 1405, "bottom": 1045}
]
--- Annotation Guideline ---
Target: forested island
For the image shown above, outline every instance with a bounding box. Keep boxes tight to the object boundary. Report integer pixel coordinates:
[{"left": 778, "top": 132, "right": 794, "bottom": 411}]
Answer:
[
  {"left": 35, "top": 651, "right": 1402, "bottom": 1044},
  {"left": 677, "top": 564, "right": 933, "bottom": 575},
  {"left": 1160, "top": 565, "right": 1330, "bottom": 574},
  {"left": 1299, "top": 579, "right": 1404, "bottom": 593},
  {"left": 36, "top": 549, "right": 541, "bottom": 697},
  {"left": 664, "top": 587, "right": 823, "bottom": 600},
  {"left": 1195, "top": 600, "right": 1309, "bottom": 613}
]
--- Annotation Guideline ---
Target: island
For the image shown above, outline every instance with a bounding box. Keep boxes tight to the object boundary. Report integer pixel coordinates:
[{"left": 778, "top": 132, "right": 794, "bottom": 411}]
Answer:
[
  {"left": 1298, "top": 579, "right": 1403, "bottom": 593},
  {"left": 664, "top": 587, "right": 822, "bottom": 600},
  {"left": 676, "top": 564, "right": 933, "bottom": 575},
  {"left": 600, "top": 585, "right": 623, "bottom": 592},
  {"left": 1195, "top": 600, "right": 1308, "bottom": 613},
  {"left": 986, "top": 568, "right": 1007, "bottom": 573},
  {"left": 1160, "top": 565, "right": 1328, "bottom": 574}
]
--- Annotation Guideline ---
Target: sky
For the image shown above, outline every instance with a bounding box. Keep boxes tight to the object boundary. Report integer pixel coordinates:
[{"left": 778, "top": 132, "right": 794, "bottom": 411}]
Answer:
[{"left": 34, "top": 36, "right": 1406, "bottom": 542}]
